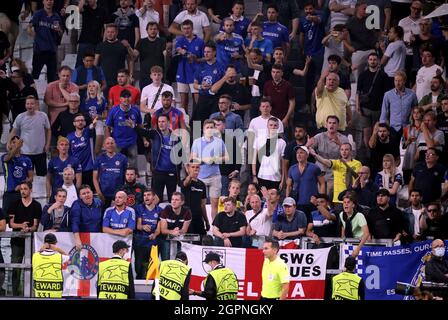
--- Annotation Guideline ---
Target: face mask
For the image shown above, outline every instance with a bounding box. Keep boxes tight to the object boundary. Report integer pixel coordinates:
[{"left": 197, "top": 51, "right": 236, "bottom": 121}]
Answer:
[
  {"left": 204, "top": 264, "right": 212, "bottom": 274},
  {"left": 434, "top": 247, "right": 445, "bottom": 257}
]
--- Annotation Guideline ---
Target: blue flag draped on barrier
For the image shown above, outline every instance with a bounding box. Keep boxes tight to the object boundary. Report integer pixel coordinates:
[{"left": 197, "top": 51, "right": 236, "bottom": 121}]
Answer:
[{"left": 342, "top": 240, "right": 448, "bottom": 300}]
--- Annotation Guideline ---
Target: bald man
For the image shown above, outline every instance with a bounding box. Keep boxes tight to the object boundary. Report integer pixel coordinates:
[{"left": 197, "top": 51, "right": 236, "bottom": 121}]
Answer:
[
  {"left": 424, "top": 239, "right": 448, "bottom": 284},
  {"left": 342, "top": 166, "right": 379, "bottom": 208},
  {"left": 102, "top": 191, "right": 136, "bottom": 237}
]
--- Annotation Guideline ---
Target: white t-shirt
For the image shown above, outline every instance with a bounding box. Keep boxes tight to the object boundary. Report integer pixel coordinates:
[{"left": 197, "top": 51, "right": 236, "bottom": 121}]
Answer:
[
  {"left": 412, "top": 208, "right": 423, "bottom": 236},
  {"left": 329, "top": 0, "right": 356, "bottom": 29},
  {"left": 173, "top": 9, "right": 210, "bottom": 39},
  {"left": 246, "top": 208, "right": 273, "bottom": 237},
  {"left": 13, "top": 111, "right": 50, "bottom": 155},
  {"left": 253, "top": 136, "right": 286, "bottom": 182},
  {"left": 398, "top": 16, "right": 421, "bottom": 55},
  {"left": 62, "top": 184, "right": 78, "bottom": 208},
  {"left": 141, "top": 83, "right": 175, "bottom": 110},
  {"left": 384, "top": 40, "right": 407, "bottom": 77},
  {"left": 248, "top": 116, "right": 284, "bottom": 139},
  {"left": 136, "top": 8, "right": 159, "bottom": 39},
  {"left": 415, "top": 64, "right": 444, "bottom": 101}
]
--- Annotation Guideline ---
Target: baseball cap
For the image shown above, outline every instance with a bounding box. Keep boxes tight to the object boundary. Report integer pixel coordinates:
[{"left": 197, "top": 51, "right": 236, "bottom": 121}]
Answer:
[
  {"left": 376, "top": 188, "right": 390, "bottom": 197},
  {"left": 44, "top": 233, "right": 57, "bottom": 245},
  {"left": 203, "top": 252, "right": 221, "bottom": 263},
  {"left": 294, "top": 145, "right": 309, "bottom": 155},
  {"left": 120, "top": 89, "right": 132, "bottom": 98},
  {"left": 345, "top": 256, "right": 357, "bottom": 270},
  {"left": 282, "top": 197, "right": 296, "bottom": 207},
  {"left": 112, "top": 240, "right": 130, "bottom": 253}
]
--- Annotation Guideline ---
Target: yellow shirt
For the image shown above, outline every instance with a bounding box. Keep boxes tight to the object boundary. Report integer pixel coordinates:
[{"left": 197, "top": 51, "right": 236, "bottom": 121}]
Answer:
[
  {"left": 261, "top": 256, "right": 290, "bottom": 299},
  {"left": 218, "top": 197, "right": 243, "bottom": 213},
  {"left": 315, "top": 87, "right": 348, "bottom": 130},
  {"left": 330, "top": 159, "right": 362, "bottom": 203}
]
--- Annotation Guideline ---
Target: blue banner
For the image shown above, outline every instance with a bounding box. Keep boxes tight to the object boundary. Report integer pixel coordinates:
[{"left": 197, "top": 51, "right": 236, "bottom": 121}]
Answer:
[{"left": 342, "top": 240, "right": 448, "bottom": 300}]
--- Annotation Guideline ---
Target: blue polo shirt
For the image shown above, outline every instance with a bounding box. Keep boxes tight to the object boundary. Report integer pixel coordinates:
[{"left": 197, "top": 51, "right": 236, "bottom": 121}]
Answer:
[
  {"left": 134, "top": 204, "right": 162, "bottom": 248},
  {"left": 71, "top": 67, "right": 106, "bottom": 84},
  {"left": 103, "top": 206, "right": 136, "bottom": 230},
  {"left": 262, "top": 21, "right": 289, "bottom": 49},
  {"left": 191, "top": 136, "right": 227, "bottom": 179},
  {"left": 1, "top": 154, "right": 33, "bottom": 192},
  {"left": 93, "top": 152, "right": 128, "bottom": 197},
  {"left": 288, "top": 162, "right": 323, "bottom": 205},
  {"left": 47, "top": 155, "right": 82, "bottom": 193},
  {"left": 194, "top": 60, "right": 225, "bottom": 96},
  {"left": 67, "top": 128, "right": 94, "bottom": 172},
  {"left": 31, "top": 9, "right": 62, "bottom": 53},
  {"left": 244, "top": 37, "right": 273, "bottom": 58},
  {"left": 81, "top": 97, "right": 107, "bottom": 119},
  {"left": 105, "top": 105, "right": 142, "bottom": 148},
  {"left": 216, "top": 33, "right": 244, "bottom": 73},
  {"left": 273, "top": 210, "right": 308, "bottom": 240},
  {"left": 175, "top": 35, "right": 204, "bottom": 84},
  {"left": 299, "top": 12, "right": 325, "bottom": 56}
]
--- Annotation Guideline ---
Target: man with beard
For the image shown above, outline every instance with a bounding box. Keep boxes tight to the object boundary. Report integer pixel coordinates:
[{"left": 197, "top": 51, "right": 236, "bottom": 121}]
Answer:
[
  {"left": 117, "top": 167, "right": 146, "bottom": 209},
  {"left": 368, "top": 122, "right": 400, "bottom": 177}
]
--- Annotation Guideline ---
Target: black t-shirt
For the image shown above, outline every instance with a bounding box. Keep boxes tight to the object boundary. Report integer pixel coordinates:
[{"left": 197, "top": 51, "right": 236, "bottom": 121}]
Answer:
[
  {"left": 412, "top": 162, "right": 447, "bottom": 204},
  {"left": 160, "top": 206, "right": 192, "bottom": 238},
  {"left": 217, "top": 82, "right": 251, "bottom": 119},
  {"left": 111, "top": 11, "right": 139, "bottom": 48},
  {"left": 366, "top": 206, "right": 405, "bottom": 239},
  {"left": 8, "top": 199, "right": 42, "bottom": 246},
  {"left": 95, "top": 40, "right": 128, "bottom": 85},
  {"left": 7, "top": 82, "right": 39, "bottom": 121},
  {"left": 369, "top": 138, "right": 400, "bottom": 175},
  {"left": 136, "top": 37, "right": 166, "bottom": 81},
  {"left": 212, "top": 211, "right": 247, "bottom": 247},
  {"left": 346, "top": 17, "right": 376, "bottom": 51},
  {"left": 205, "top": 0, "right": 234, "bottom": 19},
  {"left": 337, "top": 70, "right": 350, "bottom": 91},
  {"left": 78, "top": 5, "right": 108, "bottom": 45},
  {"left": 0, "top": 31, "right": 11, "bottom": 60},
  {"left": 357, "top": 69, "right": 389, "bottom": 111},
  {"left": 181, "top": 178, "right": 207, "bottom": 235}
]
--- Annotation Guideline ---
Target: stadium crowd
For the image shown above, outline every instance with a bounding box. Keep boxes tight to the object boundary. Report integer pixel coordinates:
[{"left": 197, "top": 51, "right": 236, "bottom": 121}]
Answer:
[{"left": 0, "top": 0, "right": 448, "bottom": 297}]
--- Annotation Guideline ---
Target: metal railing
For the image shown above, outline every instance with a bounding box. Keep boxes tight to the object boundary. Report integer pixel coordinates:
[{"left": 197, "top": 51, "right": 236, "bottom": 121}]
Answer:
[{"left": 0, "top": 232, "right": 33, "bottom": 298}]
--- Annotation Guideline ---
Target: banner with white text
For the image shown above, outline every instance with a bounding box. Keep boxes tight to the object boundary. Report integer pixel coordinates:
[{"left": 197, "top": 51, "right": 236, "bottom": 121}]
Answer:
[
  {"left": 182, "top": 243, "right": 331, "bottom": 300},
  {"left": 34, "top": 232, "right": 132, "bottom": 297},
  {"left": 342, "top": 240, "right": 448, "bottom": 300}
]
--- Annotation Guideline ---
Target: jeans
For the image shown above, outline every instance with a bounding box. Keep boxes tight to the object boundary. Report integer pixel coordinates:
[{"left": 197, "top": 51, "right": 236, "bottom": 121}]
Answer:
[
  {"left": 11, "top": 242, "right": 25, "bottom": 296},
  {"left": 152, "top": 171, "right": 178, "bottom": 202},
  {"left": 221, "top": 175, "right": 230, "bottom": 197},
  {"left": 134, "top": 245, "right": 151, "bottom": 279},
  {"left": 118, "top": 144, "right": 138, "bottom": 167},
  {"left": 160, "top": 240, "right": 181, "bottom": 261},
  {"left": 32, "top": 51, "right": 57, "bottom": 82}
]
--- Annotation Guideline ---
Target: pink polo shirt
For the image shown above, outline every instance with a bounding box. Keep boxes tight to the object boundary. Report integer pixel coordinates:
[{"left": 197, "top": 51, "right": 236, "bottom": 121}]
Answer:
[{"left": 44, "top": 81, "right": 79, "bottom": 124}]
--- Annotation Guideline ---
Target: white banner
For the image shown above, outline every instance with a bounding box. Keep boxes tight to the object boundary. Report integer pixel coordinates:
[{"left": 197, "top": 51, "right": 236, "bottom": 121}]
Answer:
[
  {"left": 182, "top": 243, "right": 331, "bottom": 300},
  {"left": 34, "top": 232, "right": 132, "bottom": 297}
]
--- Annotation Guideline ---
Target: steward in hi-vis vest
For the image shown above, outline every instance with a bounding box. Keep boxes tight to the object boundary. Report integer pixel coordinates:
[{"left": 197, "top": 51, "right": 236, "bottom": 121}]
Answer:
[
  {"left": 154, "top": 251, "right": 191, "bottom": 300},
  {"left": 331, "top": 256, "right": 365, "bottom": 300},
  {"left": 32, "top": 233, "right": 69, "bottom": 298},
  {"left": 190, "top": 252, "right": 238, "bottom": 300},
  {"left": 98, "top": 240, "right": 135, "bottom": 299}
]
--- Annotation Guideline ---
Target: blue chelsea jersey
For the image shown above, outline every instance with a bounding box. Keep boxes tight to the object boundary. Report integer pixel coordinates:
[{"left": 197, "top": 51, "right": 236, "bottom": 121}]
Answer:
[
  {"left": 93, "top": 152, "right": 128, "bottom": 197},
  {"left": 175, "top": 35, "right": 204, "bottom": 84},
  {"left": 194, "top": 61, "right": 225, "bottom": 96},
  {"left": 67, "top": 128, "right": 94, "bottom": 172},
  {"left": 262, "top": 21, "right": 289, "bottom": 49}
]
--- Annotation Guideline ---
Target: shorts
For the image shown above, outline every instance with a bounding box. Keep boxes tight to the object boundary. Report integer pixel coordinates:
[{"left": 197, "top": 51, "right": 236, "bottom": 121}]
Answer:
[
  {"left": 177, "top": 82, "right": 198, "bottom": 94},
  {"left": 360, "top": 109, "right": 381, "bottom": 129},
  {"left": 201, "top": 174, "right": 221, "bottom": 198},
  {"left": 95, "top": 119, "right": 105, "bottom": 135}
]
